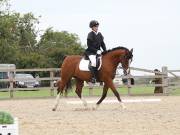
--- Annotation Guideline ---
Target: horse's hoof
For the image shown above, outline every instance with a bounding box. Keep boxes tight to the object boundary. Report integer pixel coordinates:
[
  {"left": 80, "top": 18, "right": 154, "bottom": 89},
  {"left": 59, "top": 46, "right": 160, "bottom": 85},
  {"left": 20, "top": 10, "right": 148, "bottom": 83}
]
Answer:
[
  {"left": 92, "top": 107, "right": 96, "bottom": 111},
  {"left": 92, "top": 104, "right": 99, "bottom": 111},
  {"left": 52, "top": 108, "right": 56, "bottom": 111},
  {"left": 83, "top": 103, "right": 88, "bottom": 108},
  {"left": 120, "top": 103, "right": 127, "bottom": 110},
  {"left": 84, "top": 107, "right": 90, "bottom": 111},
  {"left": 122, "top": 106, "right": 127, "bottom": 110}
]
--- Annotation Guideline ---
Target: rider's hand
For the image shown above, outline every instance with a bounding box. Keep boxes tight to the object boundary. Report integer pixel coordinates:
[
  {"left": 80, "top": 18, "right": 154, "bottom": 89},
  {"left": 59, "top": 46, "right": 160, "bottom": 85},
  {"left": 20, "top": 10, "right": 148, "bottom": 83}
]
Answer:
[{"left": 97, "top": 50, "right": 101, "bottom": 55}]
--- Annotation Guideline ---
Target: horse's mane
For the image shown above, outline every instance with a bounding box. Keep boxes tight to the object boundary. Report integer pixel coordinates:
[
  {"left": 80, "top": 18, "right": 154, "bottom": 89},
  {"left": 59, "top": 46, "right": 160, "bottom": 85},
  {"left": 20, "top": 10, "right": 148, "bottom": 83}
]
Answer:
[{"left": 102, "top": 46, "right": 129, "bottom": 55}]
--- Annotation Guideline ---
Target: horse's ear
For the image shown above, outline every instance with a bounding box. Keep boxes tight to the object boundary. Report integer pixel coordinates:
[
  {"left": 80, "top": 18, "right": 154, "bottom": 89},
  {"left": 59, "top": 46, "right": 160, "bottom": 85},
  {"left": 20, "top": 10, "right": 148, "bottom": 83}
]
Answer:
[{"left": 130, "top": 48, "right": 133, "bottom": 53}]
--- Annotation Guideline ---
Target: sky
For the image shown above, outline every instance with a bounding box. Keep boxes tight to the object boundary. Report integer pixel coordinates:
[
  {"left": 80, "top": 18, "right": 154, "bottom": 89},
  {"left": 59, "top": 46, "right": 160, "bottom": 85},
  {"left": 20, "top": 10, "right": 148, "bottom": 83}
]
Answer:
[{"left": 10, "top": 0, "right": 180, "bottom": 72}]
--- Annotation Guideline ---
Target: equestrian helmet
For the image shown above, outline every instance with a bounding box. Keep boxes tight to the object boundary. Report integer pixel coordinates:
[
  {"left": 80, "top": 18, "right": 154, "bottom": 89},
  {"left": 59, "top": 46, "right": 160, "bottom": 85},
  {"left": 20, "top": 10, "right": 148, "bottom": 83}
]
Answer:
[{"left": 89, "top": 20, "right": 99, "bottom": 28}]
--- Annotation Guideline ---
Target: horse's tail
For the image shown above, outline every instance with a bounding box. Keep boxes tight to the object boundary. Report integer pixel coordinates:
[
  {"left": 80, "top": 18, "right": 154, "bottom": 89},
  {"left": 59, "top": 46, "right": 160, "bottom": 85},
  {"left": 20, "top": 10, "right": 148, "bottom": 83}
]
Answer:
[
  {"left": 56, "top": 78, "right": 72, "bottom": 96},
  {"left": 55, "top": 79, "right": 61, "bottom": 94},
  {"left": 64, "top": 79, "right": 72, "bottom": 96},
  {"left": 63, "top": 55, "right": 67, "bottom": 61}
]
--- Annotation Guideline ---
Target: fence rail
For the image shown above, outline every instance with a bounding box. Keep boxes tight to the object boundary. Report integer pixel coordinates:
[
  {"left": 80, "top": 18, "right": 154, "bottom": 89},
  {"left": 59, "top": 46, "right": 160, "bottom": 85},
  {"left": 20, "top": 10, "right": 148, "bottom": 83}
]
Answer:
[
  {"left": 0, "top": 68, "right": 60, "bottom": 98},
  {"left": 0, "top": 66, "right": 180, "bottom": 98}
]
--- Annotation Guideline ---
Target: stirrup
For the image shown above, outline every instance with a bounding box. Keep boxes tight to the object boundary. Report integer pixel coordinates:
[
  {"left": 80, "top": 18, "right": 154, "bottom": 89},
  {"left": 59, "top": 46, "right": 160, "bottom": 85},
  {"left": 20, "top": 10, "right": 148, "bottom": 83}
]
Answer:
[{"left": 91, "top": 78, "right": 96, "bottom": 84}]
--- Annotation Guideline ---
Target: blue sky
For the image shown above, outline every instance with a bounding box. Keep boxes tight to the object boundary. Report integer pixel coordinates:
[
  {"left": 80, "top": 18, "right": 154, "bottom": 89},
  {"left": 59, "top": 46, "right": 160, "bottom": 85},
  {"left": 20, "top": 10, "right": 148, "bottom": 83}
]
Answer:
[{"left": 10, "top": 0, "right": 180, "bottom": 71}]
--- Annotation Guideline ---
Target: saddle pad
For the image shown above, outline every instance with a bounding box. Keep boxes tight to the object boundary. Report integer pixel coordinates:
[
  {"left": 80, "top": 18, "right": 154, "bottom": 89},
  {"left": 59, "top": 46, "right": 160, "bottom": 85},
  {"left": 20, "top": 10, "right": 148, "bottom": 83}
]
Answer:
[{"left": 79, "top": 57, "right": 102, "bottom": 71}]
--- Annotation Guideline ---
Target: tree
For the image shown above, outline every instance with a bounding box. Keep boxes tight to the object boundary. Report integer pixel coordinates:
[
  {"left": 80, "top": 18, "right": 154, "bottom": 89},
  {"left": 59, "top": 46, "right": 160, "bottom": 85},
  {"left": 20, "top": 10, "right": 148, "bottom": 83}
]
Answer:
[
  {"left": 0, "top": 0, "right": 19, "bottom": 63},
  {"left": 0, "top": 0, "right": 10, "bottom": 15},
  {"left": 0, "top": 0, "right": 85, "bottom": 68},
  {"left": 17, "top": 13, "right": 39, "bottom": 53},
  {"left": 38, "top": 28, "right": 85, "bottom": 67},
  {"left": 14, "top": 13, "right": 44, "bottom": 68},
  {"left": 0, "top": 2, "right": 40, "bottom": 65}
]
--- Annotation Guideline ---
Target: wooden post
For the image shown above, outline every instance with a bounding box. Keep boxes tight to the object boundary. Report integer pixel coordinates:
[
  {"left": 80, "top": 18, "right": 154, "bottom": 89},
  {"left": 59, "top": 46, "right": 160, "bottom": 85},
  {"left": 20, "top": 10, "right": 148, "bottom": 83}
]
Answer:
[
  {"left": 50, "top": 71, "right": 54, "bottom": 96},
  {"left": 88, "top": 82, "right": 93, "bottom": 96},
  {"left": 9, "top": 76, "right": 14, "bottom": 98},
  {"left": 127, "top": 77, "right": 131, "bottom": 95},
  {"left": 162, "top": 66, "right": 169, "bottom": 95}
]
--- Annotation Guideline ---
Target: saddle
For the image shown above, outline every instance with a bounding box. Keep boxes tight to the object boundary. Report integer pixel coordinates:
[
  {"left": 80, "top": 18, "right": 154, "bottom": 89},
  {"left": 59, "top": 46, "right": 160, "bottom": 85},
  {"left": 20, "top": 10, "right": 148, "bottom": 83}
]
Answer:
[{"left": 79, "top": 55, "right": 102, "bottom": 71}]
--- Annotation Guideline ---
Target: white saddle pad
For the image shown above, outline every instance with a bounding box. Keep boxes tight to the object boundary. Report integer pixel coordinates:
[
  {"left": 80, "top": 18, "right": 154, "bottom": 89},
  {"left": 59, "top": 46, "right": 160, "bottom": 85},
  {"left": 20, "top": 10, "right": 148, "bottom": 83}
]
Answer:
[{"left": 79, "top": 57, "right": 102, "bottom": 71}]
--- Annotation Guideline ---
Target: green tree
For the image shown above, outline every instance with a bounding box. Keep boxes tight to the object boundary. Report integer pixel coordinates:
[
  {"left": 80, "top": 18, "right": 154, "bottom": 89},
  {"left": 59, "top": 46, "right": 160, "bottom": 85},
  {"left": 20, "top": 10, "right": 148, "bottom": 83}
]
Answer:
[
  {"left": 0, "top": 0, "right": 85, "bottom": 68},
  {"left": 17, "top": 13, "right": 39, "bottom": 53},
  {"left": 0, "top": 0, "right": 40, "bottom": 67},
  {"left": 14, "top": 13, "right": 44, "bottom": 68},
  {"left": 0, "top": 0, "right": 10, "bottom": 15},
  {"left": 0, "top": 0, "right": 19, "bottom": 63},
  {"left": 38, "top": 28, "right": 85, "bottom": 67}
]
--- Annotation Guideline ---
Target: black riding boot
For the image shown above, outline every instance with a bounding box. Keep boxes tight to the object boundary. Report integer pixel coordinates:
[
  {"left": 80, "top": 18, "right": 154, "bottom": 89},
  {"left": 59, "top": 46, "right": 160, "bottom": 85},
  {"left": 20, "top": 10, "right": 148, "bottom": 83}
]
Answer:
[{"left": 89, "top": 66, "right": 97, "bottom": 83}]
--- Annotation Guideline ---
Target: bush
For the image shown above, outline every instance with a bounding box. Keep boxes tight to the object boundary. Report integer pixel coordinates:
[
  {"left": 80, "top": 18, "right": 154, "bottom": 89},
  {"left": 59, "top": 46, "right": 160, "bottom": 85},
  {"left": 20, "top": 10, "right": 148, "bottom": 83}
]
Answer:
[{"left": 0, "top": 111, "right": 14, "bottom": 124}]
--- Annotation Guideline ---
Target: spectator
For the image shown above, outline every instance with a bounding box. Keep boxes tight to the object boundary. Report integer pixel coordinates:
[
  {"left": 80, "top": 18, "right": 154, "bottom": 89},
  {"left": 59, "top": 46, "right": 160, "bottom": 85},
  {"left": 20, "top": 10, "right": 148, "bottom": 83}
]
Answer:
[{"left": 152, "top": 69, "right": 163, "bottom": 93}]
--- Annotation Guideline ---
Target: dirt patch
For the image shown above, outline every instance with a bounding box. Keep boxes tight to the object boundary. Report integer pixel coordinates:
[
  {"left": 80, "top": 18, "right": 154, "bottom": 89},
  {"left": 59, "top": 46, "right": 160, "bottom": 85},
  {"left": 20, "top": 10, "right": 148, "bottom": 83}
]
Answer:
[{"left": 0, "top": 96, "right": 180, "bottom": 135}]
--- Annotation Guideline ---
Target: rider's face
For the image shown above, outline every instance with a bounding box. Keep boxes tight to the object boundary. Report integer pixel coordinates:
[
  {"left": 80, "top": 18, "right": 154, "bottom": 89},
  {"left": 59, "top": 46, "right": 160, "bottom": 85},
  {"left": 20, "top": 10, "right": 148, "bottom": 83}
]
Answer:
[{"left": 92, "top": 25, "right": 99, "bottom": 32}]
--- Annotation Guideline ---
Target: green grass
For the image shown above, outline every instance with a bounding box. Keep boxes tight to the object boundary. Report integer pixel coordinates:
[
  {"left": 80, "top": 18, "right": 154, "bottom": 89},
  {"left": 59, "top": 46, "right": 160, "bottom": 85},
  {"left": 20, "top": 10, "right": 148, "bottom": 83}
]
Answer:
[
  {"left": 0, "top": 89, "right": 51, "bottom": 99},
  {"left": 68, "top": 86, "right": 155, "bottom": 96},
  {"left": 0, "top": 86, "right": 180, "bottom": 99},
  {"left": 169, "top": 88, "right": 180, "bottom": 95}
]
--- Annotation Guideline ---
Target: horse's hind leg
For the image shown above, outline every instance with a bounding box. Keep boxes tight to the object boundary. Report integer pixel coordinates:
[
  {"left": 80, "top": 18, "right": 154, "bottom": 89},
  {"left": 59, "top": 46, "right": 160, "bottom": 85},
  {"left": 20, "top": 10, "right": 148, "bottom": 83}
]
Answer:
[
  {"left": 75, "top": 79, "right": 87, "bottom": 108},
  {"left": 52, "top": 92, "right": 61, "bottom": 111},
  {"left": 106, "top": 79, "right": 126, "bottom": 109},
  {"left": 52, "top": 80, "right": 66, "bottom": 111}
]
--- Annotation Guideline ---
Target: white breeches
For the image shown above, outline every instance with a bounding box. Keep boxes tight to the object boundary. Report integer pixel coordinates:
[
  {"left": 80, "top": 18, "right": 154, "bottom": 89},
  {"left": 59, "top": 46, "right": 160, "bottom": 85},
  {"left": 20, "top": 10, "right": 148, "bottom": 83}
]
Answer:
[{"left": 89, "top": 55, "right": 96, "bottom": 67}]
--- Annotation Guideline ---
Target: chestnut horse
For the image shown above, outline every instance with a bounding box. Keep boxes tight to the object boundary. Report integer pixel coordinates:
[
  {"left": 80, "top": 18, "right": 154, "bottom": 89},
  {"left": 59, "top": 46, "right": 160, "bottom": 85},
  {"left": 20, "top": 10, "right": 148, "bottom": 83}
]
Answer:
[{"left": 52, "top": 46, "right": 133, "bottom": 111}]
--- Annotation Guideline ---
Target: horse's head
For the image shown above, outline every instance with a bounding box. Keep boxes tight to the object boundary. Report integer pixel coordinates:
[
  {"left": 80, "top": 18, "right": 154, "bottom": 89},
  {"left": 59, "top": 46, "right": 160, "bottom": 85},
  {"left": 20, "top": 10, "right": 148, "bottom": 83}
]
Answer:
[
  {"left": 120, "top": 48, "right": 133, "bottom": 75},
  {"left": 102, "top": 46, "right": 133, "bottom": 75}
]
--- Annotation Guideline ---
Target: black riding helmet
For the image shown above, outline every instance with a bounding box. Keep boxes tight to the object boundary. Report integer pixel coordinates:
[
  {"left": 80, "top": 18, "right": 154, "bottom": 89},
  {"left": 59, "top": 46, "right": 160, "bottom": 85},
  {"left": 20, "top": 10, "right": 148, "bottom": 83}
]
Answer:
[{"left": 89, "top": 20, "right": 99, "bottom": 28}]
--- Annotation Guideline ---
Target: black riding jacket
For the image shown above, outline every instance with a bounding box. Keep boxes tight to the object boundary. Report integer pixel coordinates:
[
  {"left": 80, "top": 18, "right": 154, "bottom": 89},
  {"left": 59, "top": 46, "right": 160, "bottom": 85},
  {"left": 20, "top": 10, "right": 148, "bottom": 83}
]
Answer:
[{"left": 85, "top": 31, "right": 107, "bottom": 55}]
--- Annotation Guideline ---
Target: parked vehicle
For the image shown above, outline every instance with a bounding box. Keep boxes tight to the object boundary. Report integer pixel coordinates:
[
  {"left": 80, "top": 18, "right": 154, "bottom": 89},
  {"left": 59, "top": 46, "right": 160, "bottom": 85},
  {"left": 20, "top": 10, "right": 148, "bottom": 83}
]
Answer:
[
  {"left": 14, "top": 74, "right": 40, "bottom": 88},
  {"left": 0, "top": 64, "right": 16, "bottom": 88}
]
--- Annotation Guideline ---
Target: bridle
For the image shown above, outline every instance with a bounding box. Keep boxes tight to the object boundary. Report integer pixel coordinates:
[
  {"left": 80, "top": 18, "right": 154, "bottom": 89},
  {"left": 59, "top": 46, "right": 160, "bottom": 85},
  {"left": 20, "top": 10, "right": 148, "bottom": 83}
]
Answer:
[{"left": 121, "top": 51, "right": 133, "bottom": 75}]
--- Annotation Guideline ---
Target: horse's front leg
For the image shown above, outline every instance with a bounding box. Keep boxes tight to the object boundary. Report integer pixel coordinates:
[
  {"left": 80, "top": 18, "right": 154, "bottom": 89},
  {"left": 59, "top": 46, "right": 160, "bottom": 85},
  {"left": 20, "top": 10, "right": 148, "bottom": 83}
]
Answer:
[
  {"left": 93, "top": 84, "right": 108, "bottom": 110},
  {"left": 107, "top": 79, "right": 126, "bottom": 109}
]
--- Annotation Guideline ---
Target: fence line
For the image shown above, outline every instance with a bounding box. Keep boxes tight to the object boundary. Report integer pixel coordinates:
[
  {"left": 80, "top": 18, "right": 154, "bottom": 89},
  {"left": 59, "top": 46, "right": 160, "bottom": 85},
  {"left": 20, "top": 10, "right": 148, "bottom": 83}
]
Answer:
[
  {"left": 0, "top": 66, "right": 180, "bottom": 98},
  {"left": 0, "top": 68, "right": 60, "bottom": 98},
  {"left": 119, "top": 66, "right": 165, "bottom": 75},
  {"left": 16, "top": 68, "right": 59, "bottom": 72}
]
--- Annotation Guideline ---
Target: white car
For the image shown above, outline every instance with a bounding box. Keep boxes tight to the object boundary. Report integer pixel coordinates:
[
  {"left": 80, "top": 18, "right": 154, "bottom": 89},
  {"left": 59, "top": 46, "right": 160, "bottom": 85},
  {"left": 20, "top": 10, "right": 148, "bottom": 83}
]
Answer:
[{"left": 14, "top": 74, "right": 40, "bottom": 88}]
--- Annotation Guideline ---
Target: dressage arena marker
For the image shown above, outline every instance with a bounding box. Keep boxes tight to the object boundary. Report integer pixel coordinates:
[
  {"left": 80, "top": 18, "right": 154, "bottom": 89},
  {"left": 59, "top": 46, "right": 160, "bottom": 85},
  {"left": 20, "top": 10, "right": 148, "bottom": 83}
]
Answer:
[
  {"left": 0, "top": 117, "right": 19, "bottom": 135},
  {"left": 66, "top": 98, "right": 161, "bottom": 105}
]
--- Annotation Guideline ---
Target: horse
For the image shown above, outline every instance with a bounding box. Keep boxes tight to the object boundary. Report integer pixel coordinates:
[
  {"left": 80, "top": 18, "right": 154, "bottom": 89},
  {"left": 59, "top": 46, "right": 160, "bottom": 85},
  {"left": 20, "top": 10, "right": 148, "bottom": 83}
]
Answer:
[{"left": 52, "top": 46, "right": 133, "bottom": 111}]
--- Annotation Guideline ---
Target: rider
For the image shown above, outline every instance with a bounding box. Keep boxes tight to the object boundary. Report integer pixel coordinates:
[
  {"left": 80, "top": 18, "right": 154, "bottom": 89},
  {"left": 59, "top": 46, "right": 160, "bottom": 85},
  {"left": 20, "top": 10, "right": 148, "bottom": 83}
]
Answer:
[{"left": 85, "top": 20, "right": 107, "bottom": 83}]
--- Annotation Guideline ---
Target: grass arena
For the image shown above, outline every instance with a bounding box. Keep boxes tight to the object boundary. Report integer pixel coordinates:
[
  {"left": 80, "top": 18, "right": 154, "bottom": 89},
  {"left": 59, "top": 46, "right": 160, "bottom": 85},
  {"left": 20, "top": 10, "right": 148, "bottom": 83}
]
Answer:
[{"left": 0, "top": 96, "right": 180, "bottom": 135}]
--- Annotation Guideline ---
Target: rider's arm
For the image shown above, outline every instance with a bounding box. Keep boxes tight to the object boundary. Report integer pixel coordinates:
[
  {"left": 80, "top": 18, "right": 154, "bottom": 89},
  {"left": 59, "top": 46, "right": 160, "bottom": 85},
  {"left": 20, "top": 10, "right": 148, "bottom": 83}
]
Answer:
[
  {"left": 99, "top": 33, "right": 107, "bottom": 51},
  {"left": 101, "top": 41, "right": 106, "bottom": 52}
]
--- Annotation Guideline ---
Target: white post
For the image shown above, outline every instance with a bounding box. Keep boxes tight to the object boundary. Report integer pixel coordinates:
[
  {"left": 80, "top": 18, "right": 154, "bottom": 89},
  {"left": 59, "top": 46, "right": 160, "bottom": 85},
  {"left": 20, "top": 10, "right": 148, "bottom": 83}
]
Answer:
[
  {"left": 9, "top": 75, "right": 14, "bottom": 98},
  {"left": 88, "top": 82, "right": 93, "bottom": 96},
  {"left": 127, "top": 78, "right": 131, "bottom": 95},
  {"left": 127, "top": 74, "right": 132, "bottom": 95},
  {"left": 162, "top": 66, "right": 169, "bottom": 95},
  {"left": 50, "top": 71, "right": 54, "bottom": 96}
]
